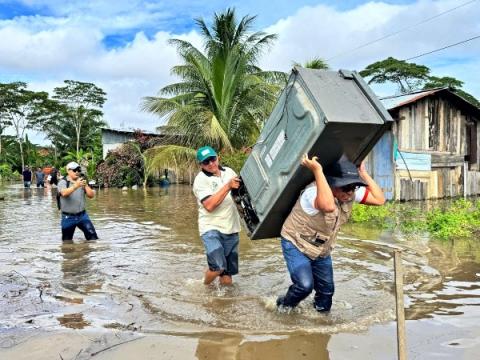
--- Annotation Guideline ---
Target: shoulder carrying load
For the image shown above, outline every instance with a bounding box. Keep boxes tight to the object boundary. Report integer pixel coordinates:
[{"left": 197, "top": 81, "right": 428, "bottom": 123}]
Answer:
[{"left": 233, "top": 67, "right": 393, "bottom": 240}]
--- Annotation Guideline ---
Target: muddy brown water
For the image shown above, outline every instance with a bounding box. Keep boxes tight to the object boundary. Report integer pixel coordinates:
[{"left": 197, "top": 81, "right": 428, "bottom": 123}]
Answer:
[{"left": 0, "top": 183, "right": 479, "bottom": 359}]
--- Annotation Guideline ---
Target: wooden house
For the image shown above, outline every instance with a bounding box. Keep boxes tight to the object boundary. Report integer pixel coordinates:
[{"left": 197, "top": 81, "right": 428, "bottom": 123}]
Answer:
[{"left": 366, "top": 87, "right": 480, "bottom": 201}]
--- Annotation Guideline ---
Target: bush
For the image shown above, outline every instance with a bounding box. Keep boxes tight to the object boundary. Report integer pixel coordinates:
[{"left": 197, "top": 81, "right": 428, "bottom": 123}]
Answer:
[
  {"left": 426, "top": 199, "right": 480, "bottom": 239},
  {"left": 0, "top": 164, "right": 14, "bottom": 180},
  {"left": 351, "top": 202, "right": 393, "bottom": 228},
  {"left": 220, "top": 151, "right": 248, "bottom": 173},
  {"left": 96, "top": 143, "right": 143, "bottom": 187},
  {"left": 351, "top": 198, "right": 480, "bottom": 240}
]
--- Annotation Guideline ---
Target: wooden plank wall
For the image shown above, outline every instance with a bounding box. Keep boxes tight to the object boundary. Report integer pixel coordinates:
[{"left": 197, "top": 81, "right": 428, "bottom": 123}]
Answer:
[
  {"left": 392, "top": 95, "right": 480, "bottom": 200},
  {"left": 399, "top": 179, "right": 428, "bottom": 201},
  {"left": 395, "top": 167, "right": 464, "bottom": 200},
  {"left": 397, "top": 97, "right": 465, "bottom": 154},
  {"left": 466, "top": 170, "right": 480, "bottom": 196}
]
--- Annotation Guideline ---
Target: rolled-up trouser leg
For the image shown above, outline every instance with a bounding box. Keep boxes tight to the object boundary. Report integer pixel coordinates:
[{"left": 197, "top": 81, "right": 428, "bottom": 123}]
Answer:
[{"left": 201, "top": 230, "right": 227, "bottom": 273}]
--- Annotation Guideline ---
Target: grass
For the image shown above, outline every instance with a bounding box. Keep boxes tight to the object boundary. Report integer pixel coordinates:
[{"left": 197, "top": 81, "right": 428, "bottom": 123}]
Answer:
[{"left": 351, "top": 198, "right": 480, "bottom": 240}]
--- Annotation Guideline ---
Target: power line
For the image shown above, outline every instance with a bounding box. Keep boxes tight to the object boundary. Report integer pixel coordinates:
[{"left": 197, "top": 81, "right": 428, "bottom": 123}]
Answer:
[
  {"left": 326, "top": 0, "right": 478, "bottom": 61},
  {"left": 403, "top": 34, "right": 480, "bottom": 61}
]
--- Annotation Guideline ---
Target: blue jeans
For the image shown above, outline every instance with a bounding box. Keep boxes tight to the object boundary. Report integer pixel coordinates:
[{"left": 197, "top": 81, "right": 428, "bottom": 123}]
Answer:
[
  {"left": 61, "top": 211, "right": 98, "bottom": 241},
  {"left": 278, "top": 238, "right": 334, "bottom": 311},
  {"left": 201, "top": 230, "right": 239, "bottom": 275}
]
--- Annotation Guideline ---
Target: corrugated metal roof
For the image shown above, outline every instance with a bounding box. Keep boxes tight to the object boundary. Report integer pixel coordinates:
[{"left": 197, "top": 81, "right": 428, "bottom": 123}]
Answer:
[
  {"left": 380, "top": 88, "right": 446, "bottom": 110},
  {"left": 100, "top": 127, "right": 162, "bottom": 136}
]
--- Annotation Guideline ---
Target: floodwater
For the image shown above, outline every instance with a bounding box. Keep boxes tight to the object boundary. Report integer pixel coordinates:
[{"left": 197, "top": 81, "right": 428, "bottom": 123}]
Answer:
[{"left": 0, "top": 183, "right": 479, "bottom": 359}]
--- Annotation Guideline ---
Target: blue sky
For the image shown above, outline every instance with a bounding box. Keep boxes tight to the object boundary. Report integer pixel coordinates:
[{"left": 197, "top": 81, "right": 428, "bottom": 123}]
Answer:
[{"left": 0, "top": 0, "right": 479, "bottom": 142}]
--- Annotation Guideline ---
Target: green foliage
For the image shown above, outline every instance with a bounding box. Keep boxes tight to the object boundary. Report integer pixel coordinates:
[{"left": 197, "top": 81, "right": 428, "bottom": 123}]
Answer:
[
  {"left": 351, "top": 202, "right": 394, "bottom": 228},
  {"left": 360, "top": 57, "right": 480, "bottom": 105},
  {"left": 142, "top": 8, "right": 284, "bottom": 173},
  {"left": 426, "top": 199, "right": 480, "bottom": 239},
  {"left": 47, "top": 80, "right": 107, "bottom": 158},
  {"left": 0, "top": 135, "right": 19, "bottom": 166},
  {"left": 359, "top": 57, "right": 430, "bottom": 94},
  {"left": 452, "top": 89, "right": 480, "bottom": 108},
  {"left": 143, "top": 144, "right": 197, "bottom": 184},
  {"left": 220, "top": 150, "right": 248, "bottom": 173},
  {"left": 0, "top": 82, "right": 51, "bottom": 168},
  {"left": 423, "top": 75, "right": 463, "bottom": 89},
  {"left": 351, "top": 198, "right": 480, "bottom": 240},
  {"left": 423, "top": 76, "right": 480, "bottom": 107},
  {"left": 119, "top": 165, "right": 142, "bottom": 187},
  {"left": 0, "top": 163, "right": 14, "bottom": 180},
  {"left": 293, "top": 57, "right": 329, "bottom": 70},
  {"left": 96, "top": 142, "right": 143, "bottom": 188}
]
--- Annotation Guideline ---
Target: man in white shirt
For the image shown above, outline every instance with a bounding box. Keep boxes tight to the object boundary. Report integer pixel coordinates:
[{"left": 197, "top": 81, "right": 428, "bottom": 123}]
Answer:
[{"left": 192, "top": 146, "right": 241, "bottom": 285}]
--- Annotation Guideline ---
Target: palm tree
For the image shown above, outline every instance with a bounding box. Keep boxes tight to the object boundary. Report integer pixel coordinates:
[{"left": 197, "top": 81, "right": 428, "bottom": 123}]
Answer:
[{"left": 142, "top": 8, "right": 285, "bottom": 175}]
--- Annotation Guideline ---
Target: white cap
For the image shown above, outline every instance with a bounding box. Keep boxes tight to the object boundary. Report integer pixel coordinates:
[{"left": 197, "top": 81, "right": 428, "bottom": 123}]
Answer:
[{"left": 66, "top": 161, "right": 81, "bottom": 171}]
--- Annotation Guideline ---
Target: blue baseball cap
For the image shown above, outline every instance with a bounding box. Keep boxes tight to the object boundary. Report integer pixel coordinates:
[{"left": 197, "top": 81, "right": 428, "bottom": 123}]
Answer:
[{"left": 196, "top": 146, "right": 217, "bottom": 162}]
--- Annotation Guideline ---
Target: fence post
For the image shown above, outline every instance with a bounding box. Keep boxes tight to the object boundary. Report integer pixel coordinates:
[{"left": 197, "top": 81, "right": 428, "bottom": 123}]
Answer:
[{"left": 394, "top": 250, "right": 407, "bottom": 360}]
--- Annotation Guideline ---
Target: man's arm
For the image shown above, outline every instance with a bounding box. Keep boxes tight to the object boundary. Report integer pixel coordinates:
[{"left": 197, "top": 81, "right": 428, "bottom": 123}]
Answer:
[
  {"left": 358, "top": 162, "right": 385, "bottom": 206},
  {"left": 301, "top": 154, "right": 336, "bottom": 213},
  {"left": 201, "top": 177, "right": 240, "bottom": 212},
  {"left": 60, "top": 179, "right": 90, "bottom": 198},
  {"left": 84, "top": 184, "right": 95, "bottom": 199}
]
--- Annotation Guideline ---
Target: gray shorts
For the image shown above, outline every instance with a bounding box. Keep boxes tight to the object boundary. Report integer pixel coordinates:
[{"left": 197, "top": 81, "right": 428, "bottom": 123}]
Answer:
[{"left": 201, "top": 230, "right": 239, "bottom": 276}]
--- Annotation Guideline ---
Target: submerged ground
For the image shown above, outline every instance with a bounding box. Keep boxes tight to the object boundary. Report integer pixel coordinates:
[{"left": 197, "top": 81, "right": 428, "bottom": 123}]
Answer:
[{"left": 0, "top": 184, "right": 479, "bottom": 359}]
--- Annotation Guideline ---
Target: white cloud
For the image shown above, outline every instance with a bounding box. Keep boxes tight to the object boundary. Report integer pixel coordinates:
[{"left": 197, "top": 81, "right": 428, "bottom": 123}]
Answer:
[
  {"left": 0, "top": 25, "right": 101, "bottom": 70},
  {"left": 260, "top": 0, "right": 480, "bottom": 98},
  {"left": 1, "top": 0, "right": 479, "bottom": 147}
]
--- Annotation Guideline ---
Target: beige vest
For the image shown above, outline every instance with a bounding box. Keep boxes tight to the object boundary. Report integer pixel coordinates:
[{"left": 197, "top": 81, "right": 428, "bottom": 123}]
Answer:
[{"left": 281, "top": 194, "right": 353, "bottom": 260}]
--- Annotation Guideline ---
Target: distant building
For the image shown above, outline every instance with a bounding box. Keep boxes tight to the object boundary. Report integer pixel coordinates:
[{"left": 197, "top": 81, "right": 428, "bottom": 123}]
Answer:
[
  {"left": 366, "top": 88, "right": 480, "bottom": 200},
  {"left": 101, "top": 128, "right": 166, "bottom": 159}
]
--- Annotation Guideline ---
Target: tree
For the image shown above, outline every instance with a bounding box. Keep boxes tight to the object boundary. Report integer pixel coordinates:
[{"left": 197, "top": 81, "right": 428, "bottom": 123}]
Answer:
[
  {"left": 423, "top": 76, "right": 480, "bottom": 107},
  {"left": 0, "top": 135, "right": 18, "bottom": 167},
  {"left": 0, "top": 118, "right": 10, "bottom": 159},
  {"left": 360, "top": 57, "right": 480, "bottom": 107},
  {"left": 142, "top": 8, "right": 284, "bottom": 173},
  {"left": 52, "top": 80, "right": 106, "bottom": 158},
  {"left": 41, "top": 105, "right": 106, "bottom": 162},
  {"left": 359, "top": 57, "right": 430, "bottom": 94},
  {"left": 0, "top": 82, "right": 50, "bottom": 169},
  {"left": 293, "top": 57, "right": 329, "bottom": 70}
]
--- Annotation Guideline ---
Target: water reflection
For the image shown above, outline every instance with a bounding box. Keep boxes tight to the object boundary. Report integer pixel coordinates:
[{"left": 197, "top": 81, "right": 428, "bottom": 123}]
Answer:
[
  {"left": 0, "top": 183, "right": 479, "bottom": 341},
  {"left": 406, "top": 237, "right": 480, "bottom": 320},
  {"left": 60, "top": 241, "right": 100, "bottom": 295},
  {"left": 195, "top": 333, "right": 330, "bottom": 360}
]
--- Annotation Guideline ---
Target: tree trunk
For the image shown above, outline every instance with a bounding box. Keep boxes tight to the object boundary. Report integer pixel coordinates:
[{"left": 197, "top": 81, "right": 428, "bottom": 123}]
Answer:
[
  {"left": 19, "top": 140, "right": 24, "bottom": 170},
  {"left": 76, "top": 127, "right": 81, "bottom": 160},
  {"left": 76, "top": 112, "right": 83, "bottom": 160}
]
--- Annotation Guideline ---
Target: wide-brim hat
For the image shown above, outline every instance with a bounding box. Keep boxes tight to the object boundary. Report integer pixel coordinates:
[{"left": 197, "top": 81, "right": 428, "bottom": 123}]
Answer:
[{"left": 324, "top": 160, "right": 367, "bottom": 188}]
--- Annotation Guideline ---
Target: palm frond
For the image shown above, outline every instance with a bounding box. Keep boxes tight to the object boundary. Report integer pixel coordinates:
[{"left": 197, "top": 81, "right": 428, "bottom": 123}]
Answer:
[{"left": 144, "top": 145, "right": 197, "bottom": 174}]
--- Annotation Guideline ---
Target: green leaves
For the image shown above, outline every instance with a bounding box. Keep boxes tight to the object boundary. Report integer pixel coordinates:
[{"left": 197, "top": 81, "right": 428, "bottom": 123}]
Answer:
[
  {"left": 359, "top": 57, "right": 430, "bottom": 94},
  {"left": 0, "top": 82, "right": 52, "bottom": 168},
  {"left": 53, "top": 80, "right": 107, "bottom": 108},
  {"left": 360, "top": 57, "right": 480, "bottom": 106},
  {"left": 293, "top": 57, "right": 329, "bottom": 70},
  {"left": 142, "top": 7, "right": 282, "bottom": 163},
  {"left": 351, "top": 198, "right": 480, "bottom": 240}
]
